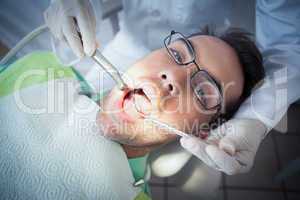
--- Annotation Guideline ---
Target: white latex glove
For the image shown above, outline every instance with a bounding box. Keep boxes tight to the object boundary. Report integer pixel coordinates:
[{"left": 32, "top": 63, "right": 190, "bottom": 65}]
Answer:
[
  {"left": 44, "top": 0, "right": 97, "bottom": 58},
  {"left": 180, "top": 118, "right": 267, "bottom": 175}
]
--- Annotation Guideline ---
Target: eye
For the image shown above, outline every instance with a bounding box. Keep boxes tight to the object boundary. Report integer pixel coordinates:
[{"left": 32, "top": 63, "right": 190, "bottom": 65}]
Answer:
[
  {"left": 169, "top": 48, "right": 183, "bottom": 63},
  {"left": 195, "top": 87, "right": 207, "bottom": 104},
  {"left": 197, "top": 87, "right": 205, "bottom": 96}
]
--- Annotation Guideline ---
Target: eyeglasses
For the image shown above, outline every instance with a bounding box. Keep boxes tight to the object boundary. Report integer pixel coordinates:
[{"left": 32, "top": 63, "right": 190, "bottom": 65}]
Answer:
[{"left": 164, "top": 31, "right": 223, "bottom": 111}]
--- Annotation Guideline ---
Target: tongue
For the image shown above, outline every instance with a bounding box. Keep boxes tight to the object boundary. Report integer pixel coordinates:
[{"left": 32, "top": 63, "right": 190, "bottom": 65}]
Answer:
[{"left": 134, "top": 94, "right": 151, "bottom": 115}]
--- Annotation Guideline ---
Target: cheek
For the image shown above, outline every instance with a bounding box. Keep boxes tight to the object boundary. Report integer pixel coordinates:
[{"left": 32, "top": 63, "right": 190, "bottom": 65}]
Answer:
[
  {"left": 159, "top": 86, "right": 194, "bottom": 115},
  {"left": 100, "top": 90, "right": 119, "bottom": 114},
  {"left": 123, "top": 120, "right": 177, "bottom": 147},
  {"left": 159, "top": 96, "right": 180, "bottom": 114},
  {"left": 159, "top": 94, "right": 213, "bottom": 134}
]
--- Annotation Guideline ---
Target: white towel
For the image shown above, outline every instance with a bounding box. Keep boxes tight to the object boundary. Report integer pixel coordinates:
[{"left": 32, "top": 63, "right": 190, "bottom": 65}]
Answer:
[{"left": 0, "top": 78, "right": 140, "bottom": 200}]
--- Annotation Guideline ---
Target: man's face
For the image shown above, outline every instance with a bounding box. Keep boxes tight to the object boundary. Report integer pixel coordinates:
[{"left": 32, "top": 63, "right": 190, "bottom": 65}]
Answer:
[{"left": 97, "top": 35, "right": 244, "bottom": 148}]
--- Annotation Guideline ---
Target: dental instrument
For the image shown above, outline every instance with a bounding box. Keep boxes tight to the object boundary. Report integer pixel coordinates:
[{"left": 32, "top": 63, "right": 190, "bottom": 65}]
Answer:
[
  {"left": 91, "top": 49, "right": 127, "bottom": 90},
  {"left": 144, "top": 117, "right": 190, "bottom": 138},
  {"left": 0, "top": 25, "right": 127, "bottom": 91}
]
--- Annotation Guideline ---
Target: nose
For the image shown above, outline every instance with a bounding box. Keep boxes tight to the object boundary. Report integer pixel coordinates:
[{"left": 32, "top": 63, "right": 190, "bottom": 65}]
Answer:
[{"left": 158, "top": 70, "right": 185, "bottom": 95}]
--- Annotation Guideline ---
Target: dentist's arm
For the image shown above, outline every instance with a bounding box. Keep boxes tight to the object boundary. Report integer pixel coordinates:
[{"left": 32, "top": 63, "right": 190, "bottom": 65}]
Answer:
[
  {"left": 181, "top": 0, "right": 300, "bottom": 175},
  {"left": 44, "top": 0, "right": 97, "bottom": 58}
]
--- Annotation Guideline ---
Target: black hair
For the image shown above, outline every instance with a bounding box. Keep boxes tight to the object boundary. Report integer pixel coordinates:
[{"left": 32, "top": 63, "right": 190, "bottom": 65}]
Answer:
[{"left": 189, "top": 25, "right": 265, "bottom": 123}]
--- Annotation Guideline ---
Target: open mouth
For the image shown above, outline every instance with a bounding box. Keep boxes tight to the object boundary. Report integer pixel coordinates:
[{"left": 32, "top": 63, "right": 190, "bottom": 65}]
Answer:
[
  {"left": 124, "top": 88, "right": 151, "bottom": 114},
  {"left": 118, "top": 88, "right": 152, "bottom": 122}
]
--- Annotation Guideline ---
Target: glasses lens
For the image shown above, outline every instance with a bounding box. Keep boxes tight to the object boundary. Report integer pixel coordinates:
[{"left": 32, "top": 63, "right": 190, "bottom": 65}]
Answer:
[
  {"left": 166, "top": 33, "right": 194, "bottom": 65},
  {"left": 191, "top": 71, "right": 221, "bottom": 109}
]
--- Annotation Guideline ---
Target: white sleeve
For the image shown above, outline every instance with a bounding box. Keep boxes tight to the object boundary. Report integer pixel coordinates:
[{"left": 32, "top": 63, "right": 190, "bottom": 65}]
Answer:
[{"left": 235, "top": 0, "right": 300, "bottom": 130}]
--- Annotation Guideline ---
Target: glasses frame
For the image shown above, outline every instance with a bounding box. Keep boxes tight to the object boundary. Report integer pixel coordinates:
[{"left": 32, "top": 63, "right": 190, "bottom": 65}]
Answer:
[{"left": 164, "top": 30, "right": 223, "bottom": 111}]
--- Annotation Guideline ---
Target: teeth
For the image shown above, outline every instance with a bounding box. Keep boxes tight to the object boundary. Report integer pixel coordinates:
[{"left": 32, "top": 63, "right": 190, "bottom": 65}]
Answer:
[{"left": 133, "top": 88, "right": 143, "bottom": 95}]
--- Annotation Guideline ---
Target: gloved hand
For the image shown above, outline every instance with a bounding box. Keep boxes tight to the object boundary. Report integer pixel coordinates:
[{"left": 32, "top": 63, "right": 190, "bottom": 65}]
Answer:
[
  {"left": 180, "top": 118, "right": 267, "bottom": 175},
  {"left": 44, "top": 0, "right": 97, "bottom": 58}
]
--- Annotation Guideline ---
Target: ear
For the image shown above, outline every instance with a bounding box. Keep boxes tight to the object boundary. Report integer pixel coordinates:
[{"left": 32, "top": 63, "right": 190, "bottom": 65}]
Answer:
[{"left": 193, "top": 128, "right": 210, "bottom": 140}]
